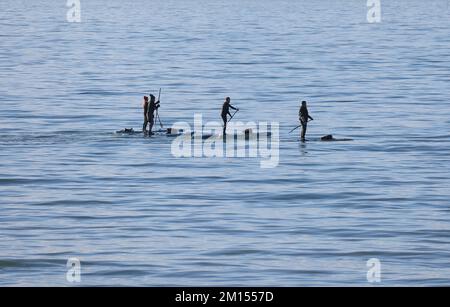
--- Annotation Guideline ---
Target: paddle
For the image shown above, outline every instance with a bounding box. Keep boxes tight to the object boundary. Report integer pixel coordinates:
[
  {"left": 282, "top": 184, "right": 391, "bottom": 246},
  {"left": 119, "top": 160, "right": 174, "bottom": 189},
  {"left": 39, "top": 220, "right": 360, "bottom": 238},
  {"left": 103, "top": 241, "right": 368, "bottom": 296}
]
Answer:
[
  {"left": 288, "top": 125, "right": 301, "bottom": 134},
  {"left": 289, "top": 119, "right": 313, "bottom": 134},
  {"left": 228, "top": 109, "right": 239, "bottom": 123},
  {"left": 156, "top": 88, "right": 164, "bottom": 129}
]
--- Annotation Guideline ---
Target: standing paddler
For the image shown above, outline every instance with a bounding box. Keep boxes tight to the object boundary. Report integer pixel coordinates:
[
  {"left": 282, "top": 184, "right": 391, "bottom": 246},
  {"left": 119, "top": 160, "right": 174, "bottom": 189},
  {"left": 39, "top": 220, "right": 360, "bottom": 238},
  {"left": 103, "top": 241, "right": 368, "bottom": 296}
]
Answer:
[
  {"left": 145, "top": 94, "right": 160, "bottom": 135},
  {"left": 142, "top": 96, "right": 149, "bottom": 133},
  {"left": 299, "top": 100, "right": 313, "bottom": 141},
  {"left": 221, "top": 97, "right": 239, "bottom": 135}
]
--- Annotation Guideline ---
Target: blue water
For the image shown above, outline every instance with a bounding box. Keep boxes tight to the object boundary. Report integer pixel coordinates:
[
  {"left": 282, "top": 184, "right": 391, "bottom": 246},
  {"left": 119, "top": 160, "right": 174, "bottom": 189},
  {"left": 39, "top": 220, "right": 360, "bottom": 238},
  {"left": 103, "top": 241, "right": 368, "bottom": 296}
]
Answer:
[{"left": 1, "top": 0, "right": 450, "bottom": 286}]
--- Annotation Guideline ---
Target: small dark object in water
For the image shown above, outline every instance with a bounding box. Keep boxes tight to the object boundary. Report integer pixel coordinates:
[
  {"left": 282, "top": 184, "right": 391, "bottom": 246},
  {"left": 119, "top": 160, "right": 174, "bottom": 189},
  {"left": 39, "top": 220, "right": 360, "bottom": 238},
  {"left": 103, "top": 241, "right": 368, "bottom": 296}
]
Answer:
[
  {"left": 321, "top": 134, "right": 333, "bottom": 141},
  {"left": 167, "top": 128, "right": 183, "bottom": 135},
  {"left": 318, "top": 135, "right": 353, "bottom": 142},
  {"left": 116, "top": 128, "right": 135, "bottom": 134}
]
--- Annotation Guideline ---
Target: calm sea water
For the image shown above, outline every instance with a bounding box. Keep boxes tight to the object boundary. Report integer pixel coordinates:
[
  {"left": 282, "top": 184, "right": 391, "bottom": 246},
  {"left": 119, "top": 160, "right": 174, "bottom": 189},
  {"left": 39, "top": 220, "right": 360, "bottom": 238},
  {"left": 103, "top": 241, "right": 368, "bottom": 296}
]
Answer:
[{"left": 1, "top": 0, "right": 450, "bottom": 286}]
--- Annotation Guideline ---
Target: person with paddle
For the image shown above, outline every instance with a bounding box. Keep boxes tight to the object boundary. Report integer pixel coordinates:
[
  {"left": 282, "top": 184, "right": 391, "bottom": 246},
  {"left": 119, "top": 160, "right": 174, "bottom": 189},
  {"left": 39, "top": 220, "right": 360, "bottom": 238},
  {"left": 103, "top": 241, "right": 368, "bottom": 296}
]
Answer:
[
  {"left": 146, "top": 94, "right": 160, "bottom": 135},
  {"left": 299, "top": 100, "right": 313, "bottom": 141},
  {"left": 142, "top": 96, "right": 149, "bottom": 133},
  {"left": 221, "top": 97, "right": 239, "bottom": 135}
]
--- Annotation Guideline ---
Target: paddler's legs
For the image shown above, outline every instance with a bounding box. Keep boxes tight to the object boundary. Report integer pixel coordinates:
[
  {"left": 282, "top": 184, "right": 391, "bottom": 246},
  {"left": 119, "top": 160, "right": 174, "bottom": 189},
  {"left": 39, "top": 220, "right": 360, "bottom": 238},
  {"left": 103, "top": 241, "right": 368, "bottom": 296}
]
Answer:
[
  {"left": 222, "top": 114, "right": 227, "bottom": 135},
  {"left": 143, "top": 115, "right": 148, "bottom": 133},
  {"left": 149, "top": 115, "right": 155, "bottom": 135},
  {"left": 301, "top": 122, "right": 307, "bottom": 141}
]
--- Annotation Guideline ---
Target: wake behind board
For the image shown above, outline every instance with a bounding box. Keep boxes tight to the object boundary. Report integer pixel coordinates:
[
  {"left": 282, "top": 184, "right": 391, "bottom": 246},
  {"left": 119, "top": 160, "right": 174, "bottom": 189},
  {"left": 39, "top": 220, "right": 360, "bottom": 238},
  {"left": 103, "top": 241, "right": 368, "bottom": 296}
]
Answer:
[
  {"left": 115, "top": 128, "right": 183, "bottom": 137},
  {"left": 191, "top": 131, "right": 272, "bottom": 141},
  {"left": 299, "top": 135, "right": 354, "bottom": 142}
]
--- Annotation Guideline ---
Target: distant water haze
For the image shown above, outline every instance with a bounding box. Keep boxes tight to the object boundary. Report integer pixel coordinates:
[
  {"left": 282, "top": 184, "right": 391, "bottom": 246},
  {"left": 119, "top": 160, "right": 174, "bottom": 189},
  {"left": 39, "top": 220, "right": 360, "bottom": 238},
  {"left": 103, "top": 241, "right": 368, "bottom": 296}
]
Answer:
[{"left": 0, "top": 0, "right": 450, "bottom": 286}]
